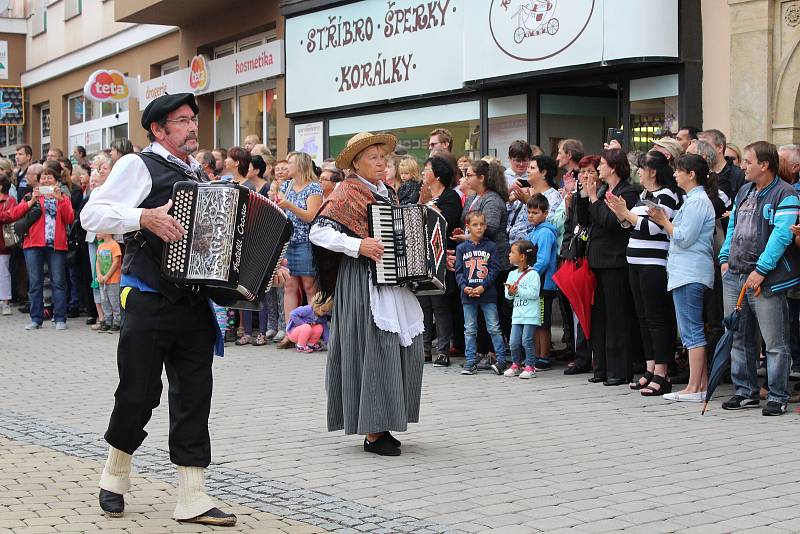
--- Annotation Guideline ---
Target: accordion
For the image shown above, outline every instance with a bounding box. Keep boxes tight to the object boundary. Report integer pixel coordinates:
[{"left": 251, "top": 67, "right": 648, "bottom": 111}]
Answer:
[
  {"left": 162, "top": 181, "right": 293, "bottom": 309},
  {"left": 367, "top": 203, "right": 447, "bottom": 295}
]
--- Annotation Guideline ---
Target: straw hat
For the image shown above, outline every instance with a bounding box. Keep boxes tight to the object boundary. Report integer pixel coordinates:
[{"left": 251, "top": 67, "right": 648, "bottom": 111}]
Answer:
[
  {"left": 335, "top": 132, "right": 397, "bottom": 171},
  {"left": 653, "top": 137, "right": 684, "bottom": 161}
]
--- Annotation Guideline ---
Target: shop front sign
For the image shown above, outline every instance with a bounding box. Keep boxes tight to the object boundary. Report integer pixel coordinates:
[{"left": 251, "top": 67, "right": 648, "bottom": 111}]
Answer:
[
  {"left": 286, "top": 0, "right": 679, "bottom": 114},
  {"left": 285, "top": 0, "right": 464, "bottom": 114},
  {"left": 138, "top": 40, "right": 283, "bottom": 110},
  {"left": 0, "top": 41, "right": 8, "bottom": 80},
  {"left": 189, "top": 55, "right": 210, "bottom": 93},
  {"left": 84, "top": 69, "right": 132, "bottom": 103}
]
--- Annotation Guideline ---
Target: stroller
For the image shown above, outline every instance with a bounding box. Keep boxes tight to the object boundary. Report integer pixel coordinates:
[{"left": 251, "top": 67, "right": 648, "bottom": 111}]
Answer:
[{"left": 512, "top": 0, "right": 560, "bottom": 43}]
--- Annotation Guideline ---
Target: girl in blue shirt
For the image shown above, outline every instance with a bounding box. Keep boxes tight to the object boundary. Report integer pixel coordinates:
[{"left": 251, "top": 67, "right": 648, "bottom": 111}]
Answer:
[{"left": 504, "top": 240, "right": 541, "bottom": 379}]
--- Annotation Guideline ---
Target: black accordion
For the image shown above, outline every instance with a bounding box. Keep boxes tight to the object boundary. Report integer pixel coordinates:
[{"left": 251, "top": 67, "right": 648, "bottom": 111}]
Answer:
[
  {"left": 367, "top": 203, "right": 447, "bottom": 295},
  {"left": 162, "top": 181, "right": 293, "bottom": 309}
]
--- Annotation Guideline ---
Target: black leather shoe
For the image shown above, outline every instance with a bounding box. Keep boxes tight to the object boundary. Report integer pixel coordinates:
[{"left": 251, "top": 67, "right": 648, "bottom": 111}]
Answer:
[
  {"left": 603, "top": 378, "right": 627, "bottom": 386},
  {"left": 384, "top": 431, "right": 401, "bottom": 447},
  {"left": 86, "top": 317, "right": 97, "bottom": 325},
  {"left": 67, "top": 309, "right": 80, "bottom": 318},
  {"left": 178, "top": 507, "right": 237, "bottom": 527},
  {"left": 364, "top": 434, "right": 401, "bottom": 456},
  {"left": 99, "top": 488, "right": 124, "bottom": 517},
  {"left": 564, "top": 363, "right": 591, "bottom": 375},
  {"left": 587, "top": 376, "right": 606, "bottom": 383}
]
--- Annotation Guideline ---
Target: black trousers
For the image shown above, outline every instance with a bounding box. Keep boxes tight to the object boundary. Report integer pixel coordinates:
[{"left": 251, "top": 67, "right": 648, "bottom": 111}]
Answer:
[
  {"left": 629, "top": 264, "right": 676, "bottom": 366},
  {"left": 591, "top": 267, "right": 635, "bottom": 381},
  {"left": 105, "top": 288, "right": 216, "bottom": 467}
]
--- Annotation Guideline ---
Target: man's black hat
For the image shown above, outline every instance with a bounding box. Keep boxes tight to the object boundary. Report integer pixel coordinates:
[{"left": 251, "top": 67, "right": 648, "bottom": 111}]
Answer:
[{"left": 141, "top": 93, "right": 199, "bottom": 131}]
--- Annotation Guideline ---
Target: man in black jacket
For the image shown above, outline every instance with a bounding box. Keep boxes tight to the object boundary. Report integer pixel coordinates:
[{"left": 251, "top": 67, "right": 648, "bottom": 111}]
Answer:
[{"left": 700, "top": 129, "right": 745, "bottom": 202}]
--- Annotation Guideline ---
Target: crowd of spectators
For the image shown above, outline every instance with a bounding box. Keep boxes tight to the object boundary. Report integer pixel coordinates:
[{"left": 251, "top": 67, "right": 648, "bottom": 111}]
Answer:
[{"left": 3, "top": 125, "right": 800, "bottom": 416}]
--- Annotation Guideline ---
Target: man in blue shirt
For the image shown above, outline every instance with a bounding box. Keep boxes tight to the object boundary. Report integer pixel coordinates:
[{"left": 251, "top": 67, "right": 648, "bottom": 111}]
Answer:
[{"left": 719, "top": 141, "right": 800, "bottom": 416}]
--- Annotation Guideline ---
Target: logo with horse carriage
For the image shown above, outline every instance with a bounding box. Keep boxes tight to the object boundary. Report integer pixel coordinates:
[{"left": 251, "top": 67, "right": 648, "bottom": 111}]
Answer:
[{"left": 489, "top": 0, "right": 595, "bottom": 61}]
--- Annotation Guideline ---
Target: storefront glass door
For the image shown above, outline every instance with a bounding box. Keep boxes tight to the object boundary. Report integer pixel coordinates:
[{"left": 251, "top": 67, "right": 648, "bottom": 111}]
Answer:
[{"left": 538, "top": 89, "right": 618, "bottom": 158}]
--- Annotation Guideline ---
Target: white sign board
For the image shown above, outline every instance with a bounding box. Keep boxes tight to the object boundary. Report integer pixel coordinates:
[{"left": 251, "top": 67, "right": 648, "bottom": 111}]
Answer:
[
  {"left": 285, "top": 0, "right": 464, "bottom": 114},
  {"left": 286, "top": 0, "right": 679, "bottom": 114},
  {"left": 463, "top": 0, "right": 678, "bottom": 82},
  {"left": 294, "top": 121, "right": 325, "bottom": 164},
  {"left": 138, "top": 40, "right": 284, "bottom": 110},
  {"left": 0, "top": 41, "right": 7, "bottom": 80}
]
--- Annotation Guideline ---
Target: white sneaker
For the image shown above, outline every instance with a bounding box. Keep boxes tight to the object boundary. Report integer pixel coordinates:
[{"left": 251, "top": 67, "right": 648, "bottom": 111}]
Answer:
[
  {"left": 519, "top": 366, "right": 537, "bottom": 379},
  {"left": 55, "top": 322, "right": 67, "bottom": 331},
  {"left": 1, "top": 303, "right": 11, "bottom": 316},
  {"left": 273, "top": 329, "right": 286, "bottom": 342},
  {"left": 264, "top": 328, "right": 278, "bottom": 340},
  {"left": 24, "top": 322, "right": 41, "bottom": 330},
  {"left": 790, "top": 368, "right": 800, "bottom": 380},
  {"left": 504, "top": 363, "right": 521, "bottom": 377}
]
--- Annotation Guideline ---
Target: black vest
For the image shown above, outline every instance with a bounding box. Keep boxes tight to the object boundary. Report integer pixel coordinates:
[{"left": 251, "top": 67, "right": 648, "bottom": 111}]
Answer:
[{"left": 122, "top": 152, "right": 206, "bottom": 303}]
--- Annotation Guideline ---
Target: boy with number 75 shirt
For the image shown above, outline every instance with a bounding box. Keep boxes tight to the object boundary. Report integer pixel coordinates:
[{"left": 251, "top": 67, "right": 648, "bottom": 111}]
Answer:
[{"left": 455, "top": 211, "right": 509, "bottom": 376}]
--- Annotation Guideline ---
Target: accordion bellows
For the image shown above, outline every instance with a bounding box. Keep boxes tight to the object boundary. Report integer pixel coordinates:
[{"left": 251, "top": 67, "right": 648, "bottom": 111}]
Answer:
[{"left": 163, "top": 181, "right": 293, "bottom": 309}]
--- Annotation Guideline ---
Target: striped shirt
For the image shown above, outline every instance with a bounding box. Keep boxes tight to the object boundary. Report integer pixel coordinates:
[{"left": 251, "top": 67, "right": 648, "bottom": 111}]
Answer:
[{"left": 626, "top": 187, "right": 683, "bottom": 267}]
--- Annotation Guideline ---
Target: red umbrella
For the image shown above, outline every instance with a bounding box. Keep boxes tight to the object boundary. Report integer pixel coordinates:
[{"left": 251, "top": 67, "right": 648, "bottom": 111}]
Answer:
[{"left": 552, "top": 258, "right": 596, "bottom": 339}]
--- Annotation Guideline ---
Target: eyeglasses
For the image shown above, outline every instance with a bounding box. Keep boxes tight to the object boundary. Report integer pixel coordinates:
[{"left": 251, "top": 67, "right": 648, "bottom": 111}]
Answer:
[
  {"left": 422, "top": 168, "right": 434, "bottom": 174},
  {"left": 165, "top": 116, "right": 199, "bottom": 127},
  {"left": 428, "top": 142, "right": 441, "bottom": 149}
]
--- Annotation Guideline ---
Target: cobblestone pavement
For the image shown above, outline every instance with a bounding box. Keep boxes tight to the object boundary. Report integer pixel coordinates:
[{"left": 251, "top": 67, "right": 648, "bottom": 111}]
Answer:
[
  {"left": 0, "top": 436, "right": 328, "bottom": 533},
  {"left": 1, "top": 312, "right": 800, "bottom": 533}
]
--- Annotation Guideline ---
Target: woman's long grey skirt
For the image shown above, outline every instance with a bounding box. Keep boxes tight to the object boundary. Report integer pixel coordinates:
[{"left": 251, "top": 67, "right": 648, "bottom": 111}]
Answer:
[{"left": 327, "top": 256, "right": 424, "bottom": 435}]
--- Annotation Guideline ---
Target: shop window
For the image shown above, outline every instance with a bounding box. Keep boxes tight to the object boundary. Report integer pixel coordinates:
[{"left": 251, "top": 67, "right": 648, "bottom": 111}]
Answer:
[
  {"left": 215, "top": 97, "right": 235, "bottom": 149},
  {"left": 539, "top": 93, "right": 618, "bottom": 157},
  {"left": 329, "top": 101, "right": 480, "bottom": 163},
  {"left": 110, "top": 124, "right": 128, "bottom": 143},
  {"left": 238, "top": 91, "right": 264, "bottom": 148},
  {"left": 488, "top": 95, "right": 527, "bottom": 167},
  {"left": 630, "top": 74, "right": 679, "bottom": 153},
  {"left": 266, "top": 89, "right": 278, "bottom": 155}
]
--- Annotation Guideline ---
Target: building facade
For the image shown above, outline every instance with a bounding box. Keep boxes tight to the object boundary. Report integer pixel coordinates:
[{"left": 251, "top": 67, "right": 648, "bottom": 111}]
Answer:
[{"left": 12, "top": 0, "right": 289, "bottom": 160}]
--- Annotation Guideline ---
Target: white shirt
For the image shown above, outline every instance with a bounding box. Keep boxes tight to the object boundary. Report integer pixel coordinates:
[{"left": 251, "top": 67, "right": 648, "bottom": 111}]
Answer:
[{"left": 81, "top": 143, "right": 201, "bottom": 235}]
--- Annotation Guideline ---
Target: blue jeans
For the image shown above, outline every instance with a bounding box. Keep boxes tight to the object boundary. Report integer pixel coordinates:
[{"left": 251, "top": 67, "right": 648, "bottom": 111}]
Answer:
[
  {"left": 510, "top": 323, "right": 536, "bottom": 368},
  {"left": 672, "top": 282, "right": 707, "bottom": 350},
  {"left": 463, "top": 302, "right": 507, "bottom": 366},
  {"left": 723, "top": 271, "right": 791, "bottom": 404},
  {"left": 788, "top": 297, "right": 800, "bottom": 370},
  {"left": 24, "top": 247, "right": 67, "bottom": 324}
]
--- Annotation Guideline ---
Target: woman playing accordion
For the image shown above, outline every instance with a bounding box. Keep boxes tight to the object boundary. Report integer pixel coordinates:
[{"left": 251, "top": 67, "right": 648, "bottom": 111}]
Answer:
[{"left": 309, "top": 132, "right": 424, "bottom": 457}]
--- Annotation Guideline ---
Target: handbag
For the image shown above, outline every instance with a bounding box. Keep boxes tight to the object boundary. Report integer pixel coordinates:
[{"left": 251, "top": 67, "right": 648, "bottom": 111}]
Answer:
[{"left": 3, "top": 199, "right": 42, "bottom": 248}]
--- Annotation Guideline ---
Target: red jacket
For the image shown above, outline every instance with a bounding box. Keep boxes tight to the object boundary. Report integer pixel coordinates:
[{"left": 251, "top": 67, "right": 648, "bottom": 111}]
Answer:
[
  {"left": 0, "top": 194, "right": 18, "bottom": 255},
  {"left": 10, "top": 195, "right": 75, "bottom": 251}
]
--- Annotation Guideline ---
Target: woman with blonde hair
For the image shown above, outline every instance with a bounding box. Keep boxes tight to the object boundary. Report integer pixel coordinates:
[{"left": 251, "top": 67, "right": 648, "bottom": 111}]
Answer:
[
  {"left": 275, "top": 151, "right": 323, "bottom": 348},
  {"left": 397, "top": 156, "right": 422, "bottom": 204}
]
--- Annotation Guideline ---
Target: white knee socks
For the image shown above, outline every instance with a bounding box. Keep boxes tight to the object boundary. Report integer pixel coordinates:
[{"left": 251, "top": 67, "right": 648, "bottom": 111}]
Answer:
[
  {"left": 98, "top": 446, "right": 132, "bottom": 494},
  {"left": 173, "top": 466, "right": 216, "bottom": 520}
]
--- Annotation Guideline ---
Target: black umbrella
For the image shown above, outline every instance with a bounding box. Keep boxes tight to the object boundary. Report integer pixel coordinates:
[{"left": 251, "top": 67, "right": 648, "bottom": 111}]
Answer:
[{"left": 702, "top": 284, "right": 759, "bottom": 415}]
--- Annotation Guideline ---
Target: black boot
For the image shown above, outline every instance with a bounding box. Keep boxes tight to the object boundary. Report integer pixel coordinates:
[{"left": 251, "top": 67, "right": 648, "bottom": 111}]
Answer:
[{"left": 99, "top": 488, "right": 124, "bottom": 517}]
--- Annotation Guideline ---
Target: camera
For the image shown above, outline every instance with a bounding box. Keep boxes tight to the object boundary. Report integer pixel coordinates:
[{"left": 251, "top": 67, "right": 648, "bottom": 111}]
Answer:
[{"left": 39, "top": 186, "right": 54, "bottom": 195}]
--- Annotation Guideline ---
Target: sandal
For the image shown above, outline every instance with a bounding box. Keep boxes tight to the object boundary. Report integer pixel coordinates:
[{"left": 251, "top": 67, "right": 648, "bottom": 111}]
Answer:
[
  {"left": 630, "top": 371, "right": 654, "bottom": 390},
  {"left": 253, "top": 334, "right": 267, "bottom": 346},
  {"left": 235, "top": 334, "right": 251, "bottom": 346},
  {"left": 641, "top": 375, "right": 672, "bottom": 397}
]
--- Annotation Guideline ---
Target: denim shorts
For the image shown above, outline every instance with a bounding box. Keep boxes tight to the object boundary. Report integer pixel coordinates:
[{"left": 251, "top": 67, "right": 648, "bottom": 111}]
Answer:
[
  {"left": 285, "top": 240, "right": 316, "bottom": 277},
  {"left": 672, "top": 282, "right": 706, "bottom": 349}
]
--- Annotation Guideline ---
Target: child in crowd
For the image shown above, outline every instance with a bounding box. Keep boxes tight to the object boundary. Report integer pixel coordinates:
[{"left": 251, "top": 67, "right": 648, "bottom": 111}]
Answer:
[
  {"left": 455, "top": 211, "right": 508, "bottom": 375},
  {"left": 95, "top": 232, "right": 122, "bottom": 332},
  {"left": 504, "top": 240, "right": 541, "bottom": 379},
  {"left": 397, "top": 157, "right": 422, "bottom": 204},
  {"left": 526, "top": 194, "right": 558, "bottom": 370},
  {"left": 285, "top": 293, "right": 332, "bottom": 353}
]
